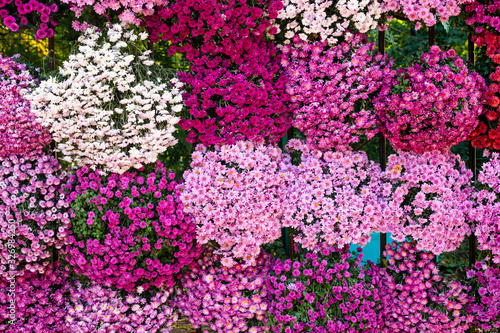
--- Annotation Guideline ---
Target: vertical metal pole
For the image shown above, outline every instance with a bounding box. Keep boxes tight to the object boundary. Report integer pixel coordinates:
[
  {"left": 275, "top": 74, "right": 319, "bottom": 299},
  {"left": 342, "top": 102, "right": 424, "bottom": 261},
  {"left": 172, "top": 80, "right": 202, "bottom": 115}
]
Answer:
[
  {"left": 148, "top": 40, "right": 154, "bottom": 60},
  {"left": 378, "top": 29, "right": 387, "bottom": 260},
  {"left": 429, "top": 26, "right": 436, "bottom": 46},
  {"left": 48, "top": 36, "right": 55, "bottom": 71}
]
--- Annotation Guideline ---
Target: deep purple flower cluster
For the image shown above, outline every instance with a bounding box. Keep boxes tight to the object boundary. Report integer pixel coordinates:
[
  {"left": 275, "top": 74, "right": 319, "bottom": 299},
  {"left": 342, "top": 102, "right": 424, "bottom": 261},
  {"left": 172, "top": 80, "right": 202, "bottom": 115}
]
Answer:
[
  {"left": 0, "top": 0, "right": 58, "bottom": 39},
  {"left": 266, "top": 246, "right": 383, "bottom": 333},
  {"left": 465, "top": 260, "right": 500, "bottom": 331},
  {"left": 282, "top": 34, "right": 395, "bottom": 150},
  {"left": 0, "top": 261, "right": 70, "bottom": 333},
  {"left": 0, "top": 54, "right": 51, "bottom": 157},
  {"left": 0, "top": 153, "right": 71, "bottom": 278},
  {"left": 142, "top": 0, "right": 292, "bottom": 146},
  {"left": 377, "top": 241, "right": 473, "bottom": 332},
  {"left": 175, "top": 249, "right": 272, "bottom": 332},
  {"left": 375, "top": 45, "right": 486, "bottom": 153},
  {"left": 63, "top": 162, "right": 201, "bottom": 292}
]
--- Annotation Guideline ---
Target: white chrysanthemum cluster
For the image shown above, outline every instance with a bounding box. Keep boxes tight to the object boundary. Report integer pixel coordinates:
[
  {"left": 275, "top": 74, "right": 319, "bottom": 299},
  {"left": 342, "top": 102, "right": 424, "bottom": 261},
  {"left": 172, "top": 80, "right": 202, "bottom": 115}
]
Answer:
[
  {"left": 272, "top": 0, "right": 382, "bottom": 45},
  {"left": 29, "top": 24, "right": 183, "bottom": 174}
]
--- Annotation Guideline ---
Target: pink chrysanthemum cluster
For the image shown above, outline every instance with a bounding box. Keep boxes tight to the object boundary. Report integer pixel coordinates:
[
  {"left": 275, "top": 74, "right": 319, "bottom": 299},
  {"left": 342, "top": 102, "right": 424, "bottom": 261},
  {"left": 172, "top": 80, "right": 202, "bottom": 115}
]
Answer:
[
  {"left": 66, "top": 281, "right": 178, "bottom": 332},
  {"left": 0, "top": 154, "right": 71, "bottom": 278},
  {"left": 180, "top": 142, "right": 288, "bottom": 267},
  {"left": 469, "top": 151, "right": 500, "bottom": 264},
  {"left": 63, "top": 162, "right": 200, "bottom": 292},
  {"left": 376, "top": 45, "right": 486, "bottom": 153},
  {"left": 283, "top": 139, "right": 383, "bottom": 250},
  {"left": 266, "top": 247, "right": 383, "bottom": 332},
  {"left": 465, "top": 260, "right": 500, "bottom": 331},
  {"left": 0, "top": 262, "right": 70, "bottom": 333},
  {"left": 0, "top": 54, "right": 51, "bottom": 157},
  {"left": 175, "top": 250, "right": 272, "bottom": 332},
  {"left": 376, "top": 241, "right": 472, "bottom": 332},
  {"left": 381, "top": 150, "right": 473, "bottom": 255},
  {"left": 466, "top": 0, "right": 500, "bottom": 33},
  {"left": 380, "top": 0, "right": 473, "bottom": 29},
  {"left": 143, "top": 0, "right": 292, "bottom": 146},
  {"left": 61, "top": 0, "right": 167, "bottom": 25},
  {"left": 282, "top": 35, "right": 395, "bottom": 151},
  {"left": 0, "top": 0, "right": 58, "bottom": 38}
]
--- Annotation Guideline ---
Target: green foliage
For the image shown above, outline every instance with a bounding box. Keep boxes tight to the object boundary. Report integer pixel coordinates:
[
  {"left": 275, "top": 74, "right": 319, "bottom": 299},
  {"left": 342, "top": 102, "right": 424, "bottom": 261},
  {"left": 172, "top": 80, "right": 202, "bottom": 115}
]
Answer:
[{"left": 368, "top": 17, "right": 469, "bottom": 68}]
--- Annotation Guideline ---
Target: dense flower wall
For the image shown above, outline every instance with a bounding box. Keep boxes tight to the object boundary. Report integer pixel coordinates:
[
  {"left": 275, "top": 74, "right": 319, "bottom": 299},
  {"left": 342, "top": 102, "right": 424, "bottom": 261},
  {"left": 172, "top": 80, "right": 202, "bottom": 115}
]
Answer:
[{"left": 1, "top": 1, "right": 500, "bottom": 332}]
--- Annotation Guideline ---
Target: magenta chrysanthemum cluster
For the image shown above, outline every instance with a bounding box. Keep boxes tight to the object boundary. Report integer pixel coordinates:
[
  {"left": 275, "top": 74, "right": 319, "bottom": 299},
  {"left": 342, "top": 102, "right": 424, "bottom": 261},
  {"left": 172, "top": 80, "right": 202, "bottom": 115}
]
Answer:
[
  {"left": 381, "top": 150, "right": 473, "bottom": 255},
  {"left": 282, "top": 34, "right": 395, "bottom": 151},
  {"left": 0, "top": 154, "right": 71, "bottom": 278},
  {"left": 465, "top": 260, "right": 500, "bottom": 331},
  {"left": 377, "top": 241, "right": 472, "bottom": 332},
  {"left": 0, "top": 54, "right": 51, "bottom": 157},
  {"left": 0, "top": 0, "right": 58, "bottom": 38},
  {"left": 0, "top": 262, "right": 70, "bottom": 333},
  {"left": 466, "top": 0, "right": 500, "bottom": 33},
  {"left": 63, "top": 162, "right": 200, "bottom": 292},
  {"left": 283, "top": 139, "right": 383, "bottom": 250},
  {"left": 375, "top": 45, "right": 486, "bottom": 153},
  {"left": 267, "top": 247, "right": 383, "bottom": 332},
  {"left": 142, "top": 0, "right": 292, "bottom": 146},
  {"left": 180, "top": 141, "right": 288, "bottom": 267},
  {"left": 175, "top": 250, "right": 272, "bottom": 332},
  {"left": 66, "top": 281, "right": 178, "bottom": 332}
]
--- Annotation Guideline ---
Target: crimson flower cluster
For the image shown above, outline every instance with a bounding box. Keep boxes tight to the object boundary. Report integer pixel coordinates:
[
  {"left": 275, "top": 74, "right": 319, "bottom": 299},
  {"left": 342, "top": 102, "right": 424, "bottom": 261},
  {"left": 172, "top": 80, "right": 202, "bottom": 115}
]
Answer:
[
  {"left": 142, "top": 0, "right": 292, "bottom": 146},
  {"left": 63, "top": 162, "right": 200, "bottom": 292},
  {"left": 0, "top": 262, "right": 70, "bottom": 333},
  {"left": 376, "top": 241, "right": 473, "bottom": 332},
  {"left": 375, "top": 45, "right": 486, "bottom": 153},
  {"left": 466, "top": 2, "right": 500, "bottom": 149},
  {"left": 468, "top": 31, "right": 500, "bottom": 149},
  {"left": 266, "top": 247, "right": 383, "bottom": 332},
  {"left": 0, "top": 54, "right": 51, "bottom": 157},
  {"left": 282, "top": 34, "right": 395, "bottom": 150},
  {"left": 0, "top": 0, "right": 58, "bottom": 39}
]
